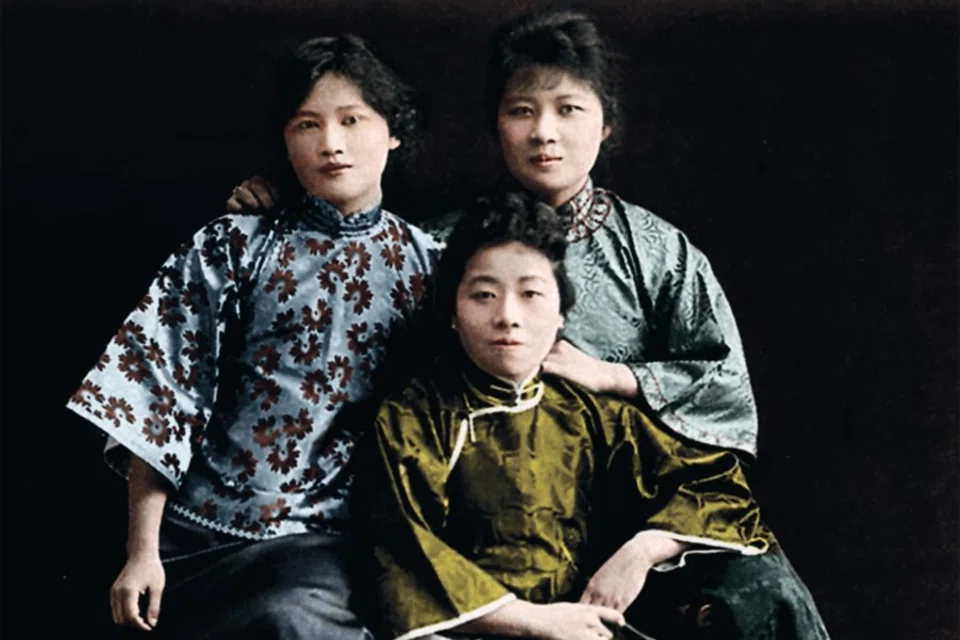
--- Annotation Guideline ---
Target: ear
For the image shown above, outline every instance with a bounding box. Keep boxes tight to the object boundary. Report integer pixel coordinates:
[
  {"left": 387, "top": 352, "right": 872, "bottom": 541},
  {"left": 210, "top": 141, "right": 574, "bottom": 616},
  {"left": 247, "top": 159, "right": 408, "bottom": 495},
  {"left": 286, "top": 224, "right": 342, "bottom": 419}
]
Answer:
[
  {"left": 388, "top": 136, "right": 401, "bottom": 151},
  {"left": 601, "top": 125, "right": 612, "bottom": 142}
]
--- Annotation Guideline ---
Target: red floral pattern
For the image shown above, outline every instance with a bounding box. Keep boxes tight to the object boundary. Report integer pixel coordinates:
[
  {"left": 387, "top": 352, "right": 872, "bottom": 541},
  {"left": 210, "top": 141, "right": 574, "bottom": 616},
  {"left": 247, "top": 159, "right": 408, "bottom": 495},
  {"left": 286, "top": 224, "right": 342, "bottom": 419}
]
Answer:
[{"left": 67, "top": 209, "right": 437, "bottom": 540}]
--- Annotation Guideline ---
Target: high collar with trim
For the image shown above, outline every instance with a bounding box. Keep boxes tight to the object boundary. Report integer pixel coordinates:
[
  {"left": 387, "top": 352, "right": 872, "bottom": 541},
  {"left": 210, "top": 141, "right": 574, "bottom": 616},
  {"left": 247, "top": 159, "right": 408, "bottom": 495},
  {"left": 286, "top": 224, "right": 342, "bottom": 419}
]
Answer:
[
  {"left": 296, "top": 194, "right": 383, "bottom": 237},
  {"left": 458, "top": 356, "right": 543, "bottom": 409}
]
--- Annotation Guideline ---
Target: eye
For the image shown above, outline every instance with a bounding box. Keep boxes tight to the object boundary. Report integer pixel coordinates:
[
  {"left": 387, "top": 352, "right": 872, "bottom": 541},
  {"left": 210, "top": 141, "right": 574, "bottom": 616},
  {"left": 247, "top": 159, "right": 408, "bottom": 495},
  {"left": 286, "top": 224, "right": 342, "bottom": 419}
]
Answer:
[
  {"left": 294, "top": 120, "right": 318, "bottom": 130},
  {"left": 505, "top": 105, "right": 534, "bottom": 117},
  {"left": 558, "top": 104, "right": 584, "bottom": 115},
  {"left": 522, "top": 290, "right": 544, "bottom": 298},
  {"left": 470, "top": 291, "right": 495, "bottom": 300},
  {"left": 342, "top": 115, "right": 359, "bottom": 126}
]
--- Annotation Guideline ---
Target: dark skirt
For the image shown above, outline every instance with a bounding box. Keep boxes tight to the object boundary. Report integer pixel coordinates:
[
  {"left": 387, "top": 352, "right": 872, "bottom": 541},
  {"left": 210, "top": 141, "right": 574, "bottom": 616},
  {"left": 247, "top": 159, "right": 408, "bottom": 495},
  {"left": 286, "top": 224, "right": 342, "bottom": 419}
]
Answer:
[{"left": 147, "top": 515, "right": 364, "bottom": 640}]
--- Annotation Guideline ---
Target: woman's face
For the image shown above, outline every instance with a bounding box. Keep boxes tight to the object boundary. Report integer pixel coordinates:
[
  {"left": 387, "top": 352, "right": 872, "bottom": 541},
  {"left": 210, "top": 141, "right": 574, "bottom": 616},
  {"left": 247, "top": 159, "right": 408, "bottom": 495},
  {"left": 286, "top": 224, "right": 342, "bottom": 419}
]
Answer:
[
  {"left": 454, "top": 241, "right": 564, "bottom": 384},
  {"left": 284, "top": 73, "right": 399, "bottom": 215},
  {"left": 497, "top": 68, "right": 610, "bottom": 208}
]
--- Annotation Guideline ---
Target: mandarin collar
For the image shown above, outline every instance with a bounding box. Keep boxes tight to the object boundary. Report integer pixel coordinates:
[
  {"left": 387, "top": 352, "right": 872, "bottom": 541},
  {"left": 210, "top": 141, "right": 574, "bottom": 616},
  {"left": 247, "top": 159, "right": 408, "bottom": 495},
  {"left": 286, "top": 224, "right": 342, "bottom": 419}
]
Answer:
[
  {"left": 554, "top": 179, "right": 595, "bottom": 233},
  {"left": 459, "top": 356, "right": 542, "bottom": 408},
  {"left": 297, "top": 195, "right": 383, "bottom": 237}
]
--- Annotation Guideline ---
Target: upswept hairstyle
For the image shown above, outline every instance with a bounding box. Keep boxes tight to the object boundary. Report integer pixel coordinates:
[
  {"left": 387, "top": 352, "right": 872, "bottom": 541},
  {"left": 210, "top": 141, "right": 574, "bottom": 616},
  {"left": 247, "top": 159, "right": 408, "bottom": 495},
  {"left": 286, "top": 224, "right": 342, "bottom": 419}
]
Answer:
[
  {"left": 487, "top": 8, "right": 622, "bottom": 143},
  {"left": 270, "top": 35, "right": 422, "bottom": 193},
  {"left": 434, "top": 190, "right": 576, "bottom": 327}
]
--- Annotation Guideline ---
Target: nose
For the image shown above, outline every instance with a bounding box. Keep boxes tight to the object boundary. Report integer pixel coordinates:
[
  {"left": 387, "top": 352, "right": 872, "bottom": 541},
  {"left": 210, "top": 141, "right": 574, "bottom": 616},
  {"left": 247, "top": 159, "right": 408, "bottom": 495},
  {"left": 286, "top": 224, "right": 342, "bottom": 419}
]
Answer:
[
  {"left": 494, "top": 294, "right": 521, "bottom": 328},
  {"left": 318, "top": 124, "right": 345, "bottom": 156},
  {"left": 531, "top": 111, "right": 558, "bottom": 143}
]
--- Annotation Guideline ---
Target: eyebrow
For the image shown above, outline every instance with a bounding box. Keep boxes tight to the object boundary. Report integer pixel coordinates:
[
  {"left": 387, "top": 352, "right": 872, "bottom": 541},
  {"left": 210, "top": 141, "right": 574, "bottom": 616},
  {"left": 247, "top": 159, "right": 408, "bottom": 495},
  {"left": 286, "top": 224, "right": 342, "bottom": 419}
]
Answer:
[
  {"left": 501, "top": 92, "right": 589, "bottom": 102},
  {"left": 465, "top": 274, "right": 501, "bottom": 287},
  {"left": 291, "top": 104, "right": 368, "bottom": 117},
  {"left": 465, "top": 274, "right": 548, "bottom": 286}
]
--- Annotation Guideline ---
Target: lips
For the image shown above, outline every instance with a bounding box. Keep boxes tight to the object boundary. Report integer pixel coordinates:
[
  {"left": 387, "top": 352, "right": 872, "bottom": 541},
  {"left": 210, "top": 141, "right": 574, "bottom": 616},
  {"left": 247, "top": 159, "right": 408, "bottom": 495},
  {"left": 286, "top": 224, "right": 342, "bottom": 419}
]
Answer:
[
  {"left": 319, "top": 163, "right": 351, "bottom": 174},
  {"left": 492, "top": 338, "right": 523, "bottom": 347},
  {"left": 531, "top": 154, "right": 562, "bottom": 165}
]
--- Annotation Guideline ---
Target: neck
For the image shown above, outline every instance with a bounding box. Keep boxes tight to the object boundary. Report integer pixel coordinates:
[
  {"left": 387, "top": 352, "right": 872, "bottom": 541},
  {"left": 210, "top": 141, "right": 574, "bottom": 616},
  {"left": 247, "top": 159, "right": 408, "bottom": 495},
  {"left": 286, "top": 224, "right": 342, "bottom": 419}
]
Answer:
[
  {"left": 310, "top": 191, "right": 382, "bottom": 217},
  {"left": 494, "top": 367, "right": 540, "bottom": 390},
  {"left": 541, "top": 176, "right": 590, "bottom": 209}
]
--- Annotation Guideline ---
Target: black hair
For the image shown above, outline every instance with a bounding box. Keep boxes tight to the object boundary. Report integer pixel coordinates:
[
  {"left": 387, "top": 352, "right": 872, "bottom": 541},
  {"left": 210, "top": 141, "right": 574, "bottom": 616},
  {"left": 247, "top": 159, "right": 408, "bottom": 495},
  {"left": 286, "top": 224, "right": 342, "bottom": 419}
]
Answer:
[
  {"left": 434, "top": 191, "right": 576, "bottom": 327},
  {"left": 487, "top": 8, "right": 622, "bottom": 147},
  {"left": 269, "top": 35, "right": 422, "bottom": 195},
  {"left": 368, "top": 191, "right": 574, "bottom": 389}
]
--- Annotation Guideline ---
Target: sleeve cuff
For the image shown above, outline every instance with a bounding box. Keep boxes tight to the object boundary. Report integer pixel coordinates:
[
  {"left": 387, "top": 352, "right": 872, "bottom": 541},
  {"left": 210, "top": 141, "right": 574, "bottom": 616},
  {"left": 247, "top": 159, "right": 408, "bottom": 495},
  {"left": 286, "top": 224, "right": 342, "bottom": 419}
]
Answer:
[
  {"left": 392, "top": 593, "right": 517, "bottom": 640},
  {"left": 67, "top": 399, "right": 186, "bottom": 489},
  {"left": 630, "top": 529, "right": 767, "bottom": 573}
]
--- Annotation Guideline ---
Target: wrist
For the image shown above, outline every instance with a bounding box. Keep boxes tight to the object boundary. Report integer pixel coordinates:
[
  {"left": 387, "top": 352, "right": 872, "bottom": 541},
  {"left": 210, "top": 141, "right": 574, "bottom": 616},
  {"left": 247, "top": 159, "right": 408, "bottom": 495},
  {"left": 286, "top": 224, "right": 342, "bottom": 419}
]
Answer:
[
  {"left": 608, "top": 363, "right": 638, "bottom": 398},
  {"left": 127, "top": 540, "right": 161, "bottom": 560},
  {"left": 625, "top": 537, "right": 657, "bottom": 569},
  {"left": 629, "top": 531, "right": 688, "bottom": 566},
  {"left": 511, "top": 600, "right": 544, "bottom": 636}
]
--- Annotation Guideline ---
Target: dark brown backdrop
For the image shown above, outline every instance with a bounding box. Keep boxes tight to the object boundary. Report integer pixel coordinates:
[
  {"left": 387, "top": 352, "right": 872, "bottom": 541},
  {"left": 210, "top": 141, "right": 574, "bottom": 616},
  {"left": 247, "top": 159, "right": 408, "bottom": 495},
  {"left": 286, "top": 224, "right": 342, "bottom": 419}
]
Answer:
[{"left": 2, "top": 1, "right": 957, "bottom": 637}]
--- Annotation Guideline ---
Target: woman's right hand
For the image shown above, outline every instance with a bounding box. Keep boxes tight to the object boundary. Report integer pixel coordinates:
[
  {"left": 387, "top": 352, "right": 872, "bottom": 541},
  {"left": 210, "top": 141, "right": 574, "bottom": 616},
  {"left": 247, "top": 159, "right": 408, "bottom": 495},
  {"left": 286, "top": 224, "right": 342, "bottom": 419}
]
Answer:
[
  {"left": 528, "top": 602, "right": 626, "bottom": 640},
  {"left": 110, "top": 551, "right": 166, "bottom": 631},
  {"left": 226, "top": 175, "right": 279, "bottom": 212}
]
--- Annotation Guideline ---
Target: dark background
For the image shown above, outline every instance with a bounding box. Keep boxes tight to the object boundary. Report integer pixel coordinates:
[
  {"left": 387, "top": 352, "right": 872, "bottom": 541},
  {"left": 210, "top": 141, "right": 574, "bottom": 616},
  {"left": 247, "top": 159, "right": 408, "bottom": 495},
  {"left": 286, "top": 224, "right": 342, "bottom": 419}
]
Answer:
[{"left": 2, "top": 0, "right": 957, "bottom": 637}]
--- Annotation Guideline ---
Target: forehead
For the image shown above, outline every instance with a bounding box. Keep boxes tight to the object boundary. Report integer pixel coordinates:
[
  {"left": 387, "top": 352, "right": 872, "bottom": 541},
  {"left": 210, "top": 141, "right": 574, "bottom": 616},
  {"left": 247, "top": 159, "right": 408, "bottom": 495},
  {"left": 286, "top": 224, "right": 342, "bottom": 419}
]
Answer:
[
  {"left": 298, "top": 72, "right": 370, "bottom": 110},
  {"left": 502, "top": 65, "right": 599, "bottom": 100},
  {"left": 463, "top": 241, "right": 556, "bottom": 279}
]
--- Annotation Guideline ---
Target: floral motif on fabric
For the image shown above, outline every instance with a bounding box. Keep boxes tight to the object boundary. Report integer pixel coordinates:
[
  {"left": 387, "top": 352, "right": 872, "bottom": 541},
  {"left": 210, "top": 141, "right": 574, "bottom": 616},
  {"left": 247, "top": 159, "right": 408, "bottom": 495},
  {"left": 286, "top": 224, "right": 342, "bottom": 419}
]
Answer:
[{"left": 68, "top": 201, "right": 438, "bottom": 539}]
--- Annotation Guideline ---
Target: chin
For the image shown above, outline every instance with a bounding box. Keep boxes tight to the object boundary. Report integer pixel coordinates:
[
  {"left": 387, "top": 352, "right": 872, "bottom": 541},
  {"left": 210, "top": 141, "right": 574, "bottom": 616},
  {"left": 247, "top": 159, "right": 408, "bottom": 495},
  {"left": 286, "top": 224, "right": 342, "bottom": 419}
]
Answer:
[{"left": 499, "top": 365, "right": 538, "bottom": 384}]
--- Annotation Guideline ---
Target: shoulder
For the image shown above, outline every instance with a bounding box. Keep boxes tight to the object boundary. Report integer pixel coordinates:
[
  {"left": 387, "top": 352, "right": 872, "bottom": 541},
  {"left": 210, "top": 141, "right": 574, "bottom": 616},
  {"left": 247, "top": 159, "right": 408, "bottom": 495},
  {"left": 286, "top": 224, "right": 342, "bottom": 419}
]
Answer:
[
  {"left": 373, "top": 375, "right": 456, "bottom": 445},
  {"left": 540, "top": 374, "right": 607, "bottom": 414},
  {"left": 377, "top": 375, "right": 448, "bottom": 417},
  {"left": 380, "top": 211, "right": 441, "bottom": 254},
  {"left": 600, "top": 189, "right": 711, "bottom": 269},
  {"left": 197, "top": 213, "right": 272, "bottom": 240},
  {"left": 542, "top": 373, "right": 641, "bottom": 422},
  {"left": 602, "top": 189, "right": 684, "bottom": 243},
  {"left": 177, "top": 213, "right": 274, "bottom": 256}
]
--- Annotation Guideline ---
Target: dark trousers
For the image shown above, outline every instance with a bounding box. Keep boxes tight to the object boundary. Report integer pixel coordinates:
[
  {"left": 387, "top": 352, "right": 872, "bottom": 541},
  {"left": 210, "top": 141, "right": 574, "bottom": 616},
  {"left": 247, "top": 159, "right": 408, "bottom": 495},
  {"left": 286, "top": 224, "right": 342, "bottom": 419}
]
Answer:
[
  {"left": 152, "top": 532, "right": 364, "bottom": 640},
  {"left": 628, "top": 547, "right": 830, "bottom": 640}
]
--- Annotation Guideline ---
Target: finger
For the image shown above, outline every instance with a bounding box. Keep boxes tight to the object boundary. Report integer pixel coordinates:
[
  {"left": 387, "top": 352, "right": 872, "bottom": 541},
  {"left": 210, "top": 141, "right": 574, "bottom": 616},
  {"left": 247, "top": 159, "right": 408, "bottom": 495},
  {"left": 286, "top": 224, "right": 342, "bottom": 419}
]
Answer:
[
  {"left": 226, "top": 195, "right": 244, "bottom": 213},
  {"left": 146, "top": 586, "right": 164, "bottom": 628},
  {"left": 611, "top": 598, "right": 629, "bottom": 614},
  {"left": 248, "top": 180, "right": 276, "bottom": 209},
  {"left": 110, "top": 588, "right": 120, "bottom": 625},
  {"left": 120, "top": 588, "right": 152, "bottom": 631},
  {"left": 234, "top": 185, "right": 262, "bottom": 210},
  {"left": 266, "top": 179, "right": 281, "bottom": 202},
  {"left": 589, "top": 620, "right": 614, "bottom": 639},
  {"left": 592, "top": 605, "right": 626, "bottom": 627}
]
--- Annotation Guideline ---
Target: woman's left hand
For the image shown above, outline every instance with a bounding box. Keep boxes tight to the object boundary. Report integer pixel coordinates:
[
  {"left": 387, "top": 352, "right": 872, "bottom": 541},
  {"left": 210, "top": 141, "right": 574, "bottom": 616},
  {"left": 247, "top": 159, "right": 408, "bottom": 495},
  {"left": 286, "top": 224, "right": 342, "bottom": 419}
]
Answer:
[
  {"left": 542, "top": 340, "right": 638, "bottom": 398},
  {"left": 578, "top": 537, "right": 655, "bottom": 613}
]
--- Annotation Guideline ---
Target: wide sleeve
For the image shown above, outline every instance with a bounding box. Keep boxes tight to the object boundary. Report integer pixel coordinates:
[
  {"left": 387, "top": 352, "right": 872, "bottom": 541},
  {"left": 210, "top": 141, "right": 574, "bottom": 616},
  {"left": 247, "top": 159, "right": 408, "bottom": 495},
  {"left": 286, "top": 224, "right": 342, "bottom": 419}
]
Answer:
[
  {"left": 354, "top": 389, "right": 515, "bottom": 640},
  {"left": 596, "top": 399, "right": 773, "bottom": 571},
  {"left": 630, "top": 229, "right": 759, "bottom": 456},
  {"left": 66, "top": 216, "right": 254, "bottom": 488}
]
